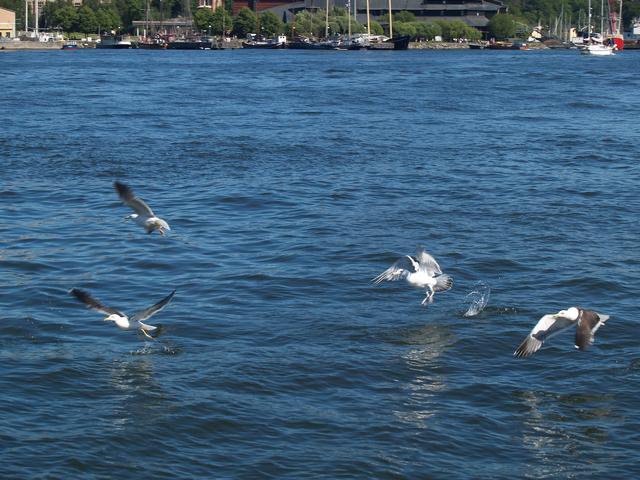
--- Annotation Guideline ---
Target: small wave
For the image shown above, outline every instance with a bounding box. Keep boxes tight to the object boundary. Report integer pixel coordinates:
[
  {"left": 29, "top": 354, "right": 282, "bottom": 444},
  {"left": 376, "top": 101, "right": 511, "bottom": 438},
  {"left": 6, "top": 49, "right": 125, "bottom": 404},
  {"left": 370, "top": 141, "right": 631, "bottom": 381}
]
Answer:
[
  {"left": 567, "top": 101, "right": 607, "bottom": 110},
  {"left": 463, "top": 281, "right": 491, "bottom": 317},
  {"left": 130, "top": 341, "right": 181, "bottom": 356}
]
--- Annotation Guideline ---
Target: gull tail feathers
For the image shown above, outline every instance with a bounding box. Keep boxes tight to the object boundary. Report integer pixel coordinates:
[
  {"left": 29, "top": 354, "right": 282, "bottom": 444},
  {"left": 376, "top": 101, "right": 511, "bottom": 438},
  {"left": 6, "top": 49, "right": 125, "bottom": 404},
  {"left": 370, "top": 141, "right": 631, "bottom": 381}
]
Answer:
[
  {"left": 139, "top": 321, "right": 164, "bottom": 339},
  {"left": 434, "top": 274, "right": 453, "bottom": 292}
]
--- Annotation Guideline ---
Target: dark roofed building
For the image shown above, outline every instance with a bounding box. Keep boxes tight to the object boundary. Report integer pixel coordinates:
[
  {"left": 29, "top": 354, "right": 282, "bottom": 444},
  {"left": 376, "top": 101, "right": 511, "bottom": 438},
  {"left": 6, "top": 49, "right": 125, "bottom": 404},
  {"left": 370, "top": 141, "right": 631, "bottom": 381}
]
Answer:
[
  {"left": 239, "top": 0, "right": 506, "bottom": 32},
  {"left": 338, "top": 0, "right": 506, "bottom": 30}
]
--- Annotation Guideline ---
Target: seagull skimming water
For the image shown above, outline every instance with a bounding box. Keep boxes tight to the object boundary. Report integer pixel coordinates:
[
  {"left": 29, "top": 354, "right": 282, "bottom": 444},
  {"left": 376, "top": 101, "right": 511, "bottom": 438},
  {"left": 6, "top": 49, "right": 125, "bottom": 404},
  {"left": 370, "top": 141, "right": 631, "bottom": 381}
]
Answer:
[
  {"left": 114, "top": 181, "right": 170, "bottom": 235},
  {"left": 372, "top": 247, "right": 453, "bottom": 305},
  {"left": 514, "top": 307, "right": 609, "bottom": 358},
  {"left": 70, "top": 288, "right": 176, "bottom": 339}
]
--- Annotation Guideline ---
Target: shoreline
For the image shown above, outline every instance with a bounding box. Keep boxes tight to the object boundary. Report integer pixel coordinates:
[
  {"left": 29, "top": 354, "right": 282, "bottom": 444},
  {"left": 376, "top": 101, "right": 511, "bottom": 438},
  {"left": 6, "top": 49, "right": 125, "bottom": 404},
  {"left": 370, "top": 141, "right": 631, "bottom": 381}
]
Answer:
[{"left": 0, "top": 40, "right": 551, "bottom": 51}]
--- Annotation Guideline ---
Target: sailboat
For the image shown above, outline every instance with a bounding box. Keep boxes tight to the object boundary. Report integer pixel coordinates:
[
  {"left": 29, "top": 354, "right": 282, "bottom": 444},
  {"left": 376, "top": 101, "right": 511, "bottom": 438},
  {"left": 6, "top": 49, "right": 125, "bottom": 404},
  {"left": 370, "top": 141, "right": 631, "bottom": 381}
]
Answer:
[
  {"left": 580, "top": 0, "right": 615, "bottom": 55},
  {"left": 360, "top": 0, "right": 410, "bottom": 50}
]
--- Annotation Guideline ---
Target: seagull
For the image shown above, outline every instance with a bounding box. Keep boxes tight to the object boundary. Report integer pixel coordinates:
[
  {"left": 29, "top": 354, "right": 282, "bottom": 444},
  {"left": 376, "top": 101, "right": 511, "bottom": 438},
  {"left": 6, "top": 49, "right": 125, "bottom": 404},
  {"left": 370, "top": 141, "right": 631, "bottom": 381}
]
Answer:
[
  {"left": 70, "top": 288, "right": 176, "bottom": 339},
  {"left": 114, "top": 181, "right": 170, "bottom": 235},
  {"left": 514, "top": 307, "right": 609, "bottom": 358},
  {"left": 372, "top": 247, "right": 453, "bottom": 305}
]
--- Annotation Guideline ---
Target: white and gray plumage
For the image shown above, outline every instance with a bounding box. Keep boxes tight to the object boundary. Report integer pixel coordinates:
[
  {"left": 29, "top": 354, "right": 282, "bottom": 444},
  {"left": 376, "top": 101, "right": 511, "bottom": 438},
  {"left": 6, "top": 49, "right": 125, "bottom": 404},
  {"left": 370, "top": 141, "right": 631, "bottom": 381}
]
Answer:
[
  {"left": 114, "top": 181, "right": 170, "bottom": 235},
  {"left": 514, "top": 307, "right": 609, "bottom": 358},
  {"left": 70, "top": 288, "right": 176, "bottom": 339},
  {"left": 372, "top": 247, "right": 453, "bottom": 305}
]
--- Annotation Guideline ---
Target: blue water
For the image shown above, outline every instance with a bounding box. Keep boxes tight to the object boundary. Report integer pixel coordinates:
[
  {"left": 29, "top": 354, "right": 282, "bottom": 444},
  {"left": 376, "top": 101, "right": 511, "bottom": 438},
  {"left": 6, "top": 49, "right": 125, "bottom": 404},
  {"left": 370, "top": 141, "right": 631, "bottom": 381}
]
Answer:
[{"left": 1, "top": 48, "right": 639, "bottom": 478}]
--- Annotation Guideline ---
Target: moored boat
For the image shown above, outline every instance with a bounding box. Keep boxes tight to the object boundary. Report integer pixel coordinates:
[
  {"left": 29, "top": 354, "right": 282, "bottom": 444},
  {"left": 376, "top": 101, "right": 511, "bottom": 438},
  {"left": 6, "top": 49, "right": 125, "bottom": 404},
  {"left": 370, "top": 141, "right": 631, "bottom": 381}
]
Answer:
[
  {"left": 61, "top": 41, "right": 79, "bottom": 50},
  {"left": 137, "top": 34, "right": 168, "bottom": 49},
  {"left": 97, "top": 34, "right": 132, "bottom": 49},
  {"left": 167, "top": 37, "right": 212, "bottom": 50},
  {"left": 242, "top": 34, "right": 287, "bottom": 49}
]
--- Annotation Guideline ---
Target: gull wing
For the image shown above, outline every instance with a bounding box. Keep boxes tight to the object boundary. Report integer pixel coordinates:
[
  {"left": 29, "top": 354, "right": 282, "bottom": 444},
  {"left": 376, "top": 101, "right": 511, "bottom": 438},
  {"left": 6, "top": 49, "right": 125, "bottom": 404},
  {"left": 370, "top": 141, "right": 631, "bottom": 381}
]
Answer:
[
  {"left": 433, "top": 274, "right": 453, "bottom": 292},
  {"left": 70, "top": 288, "right": 124, "bottom": 317},
  {"left": 575, "top": 310, "right": 609, "bottom": 351},
  {"left": 372, "top": 256, "right": 415, "bottom": 285},
  {"left": 415, "top": 247, "right": 442, "bottom": 276},
  {"left": 514, "top": 314, "right": 576, "bottom": 358},
  {"left": 114, "top": 181, "right": 154, "bottom": 217},
  {"left": 130, "top": 290, "right": 176, "bottom": 323}
]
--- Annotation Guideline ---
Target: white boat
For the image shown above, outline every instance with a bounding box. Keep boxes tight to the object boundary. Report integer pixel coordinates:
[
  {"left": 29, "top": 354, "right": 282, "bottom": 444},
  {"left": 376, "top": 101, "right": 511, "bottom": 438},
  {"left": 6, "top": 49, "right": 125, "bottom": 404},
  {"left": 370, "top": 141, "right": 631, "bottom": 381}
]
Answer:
[
  {"left": 580, "top": 42, "right": 615, "bottom": 55},
  {"left": 580, "top": 0, "right": 616, "bottom": 55},
  {"left": 97, "top": 34, "right": 133, "bottom": 49}
]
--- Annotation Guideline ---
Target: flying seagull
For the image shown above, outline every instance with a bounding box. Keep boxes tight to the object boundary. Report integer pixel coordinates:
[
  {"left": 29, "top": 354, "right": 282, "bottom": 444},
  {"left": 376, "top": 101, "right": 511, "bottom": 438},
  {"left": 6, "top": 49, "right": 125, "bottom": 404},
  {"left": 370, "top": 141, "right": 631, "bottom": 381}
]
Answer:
[
  {"left": 372, "top": 247, "right": 453, "bottom": 305},
  {"left": 514, "top": 307, "right": 609, "bottom": 358},
  {"left": 70, "top": 288, "right": 176, "bottom": 339},
  {"left": 114, "top": 181, "right": 170, "bottom": 235}
]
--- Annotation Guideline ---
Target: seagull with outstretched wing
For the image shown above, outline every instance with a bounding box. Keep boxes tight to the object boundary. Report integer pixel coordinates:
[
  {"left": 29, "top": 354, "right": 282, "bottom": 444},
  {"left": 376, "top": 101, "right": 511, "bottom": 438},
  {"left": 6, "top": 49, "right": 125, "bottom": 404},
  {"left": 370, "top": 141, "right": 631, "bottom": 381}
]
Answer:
[
  {"left": 514, "top": 307, "right": 609, "bottom": 358},
  {"left": 70, "top": 288, "right": 176, "bottom": 339},
  {"left": 114, "top": 181, "right": 170, "bottom": 235},
  {"left": 372, "top": 247, "right": 453, "bottom": 305}
]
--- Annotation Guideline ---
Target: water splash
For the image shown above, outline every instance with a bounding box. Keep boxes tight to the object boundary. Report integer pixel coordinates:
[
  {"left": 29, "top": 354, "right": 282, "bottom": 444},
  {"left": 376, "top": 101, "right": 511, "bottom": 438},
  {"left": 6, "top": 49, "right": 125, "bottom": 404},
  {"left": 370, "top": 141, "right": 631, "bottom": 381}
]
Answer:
[{"left": 463, "top": 281, "right": 491, "bottom": 317}]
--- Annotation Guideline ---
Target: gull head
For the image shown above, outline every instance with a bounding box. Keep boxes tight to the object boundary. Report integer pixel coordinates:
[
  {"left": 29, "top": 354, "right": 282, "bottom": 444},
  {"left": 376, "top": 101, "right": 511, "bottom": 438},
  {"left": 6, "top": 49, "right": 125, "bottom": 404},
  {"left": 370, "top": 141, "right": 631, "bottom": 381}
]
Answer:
[
  {"left": 104, "top": 314, "right": 129, "bottom": 329},
  {"left": 555, "top": 307, "right": 580, "bottom": 321},
  {"left": 104, "top": 314, "right": 120, "bottom": 323}
]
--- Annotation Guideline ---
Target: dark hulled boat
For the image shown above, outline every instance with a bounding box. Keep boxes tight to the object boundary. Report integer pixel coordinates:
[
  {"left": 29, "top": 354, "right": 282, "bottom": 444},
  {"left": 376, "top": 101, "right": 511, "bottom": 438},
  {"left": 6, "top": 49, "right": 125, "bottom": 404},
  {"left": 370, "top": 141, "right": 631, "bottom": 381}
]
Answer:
[
  {"left": 167, "top": 37, "right": 213, "bottom": 50},
  {"left": 366, "top": 35, "right": 410, "bottom": 50},
  {"left": 97, "top": 34, "right": 133, "bottom": 49},
  {"left": 242, "top": 34, "right": 287, "bottom": 49}
]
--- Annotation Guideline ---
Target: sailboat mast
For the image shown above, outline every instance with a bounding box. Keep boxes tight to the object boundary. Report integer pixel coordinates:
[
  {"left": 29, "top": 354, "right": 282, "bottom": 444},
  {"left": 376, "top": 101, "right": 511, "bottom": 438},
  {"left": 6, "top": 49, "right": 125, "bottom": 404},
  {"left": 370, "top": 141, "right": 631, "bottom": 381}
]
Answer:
[
  {"left": 325, "top": 0, "right": 329, "bottom": 38},
  {"left": 34, "top": 0, "right": 38, "bottom": 35},
  {"left": 145, "top": 0, "right": 149, "bottom": 38},
  {"left": 600, "top": 0, "right": 604, "bottom": 35},
  {"left": 24, "top": 0, "right": 28, "bottom": 31},
  {"left": 388, "top": 0, "right": 392, "bottom": 38},
  {"left": 588, "top": 0, "right": 592, "bottom": 39},
  {"left": 366, "top": 0, "right": 370, "bottom": 35},
  {"left": 347, "top": 0, "right": 351, "bottom": 38}
]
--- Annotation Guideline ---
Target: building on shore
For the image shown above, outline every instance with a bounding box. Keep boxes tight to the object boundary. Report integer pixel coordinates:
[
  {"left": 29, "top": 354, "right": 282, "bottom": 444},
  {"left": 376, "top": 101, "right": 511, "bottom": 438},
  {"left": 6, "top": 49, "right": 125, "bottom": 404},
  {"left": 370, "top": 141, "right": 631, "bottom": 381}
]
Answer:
[
  {"left": 198, "top": 0, "right": 224, "bottom": 12},
  {"left": 0, "top": 8, "right": 15, "bottom": 38},
  {"left": 234, "top": 0, "right": 505, "bottom": 34},
  {"left": 132, "top": 17, "right": 195, "bottom": 37}
]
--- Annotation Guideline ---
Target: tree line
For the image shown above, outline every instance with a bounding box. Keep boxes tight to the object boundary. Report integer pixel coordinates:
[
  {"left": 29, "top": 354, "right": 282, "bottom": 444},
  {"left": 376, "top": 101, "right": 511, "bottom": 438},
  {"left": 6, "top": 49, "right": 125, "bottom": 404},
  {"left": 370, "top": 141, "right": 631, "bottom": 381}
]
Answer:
[{"left": 1, "top": 0, "right": 638, "bottom": 38}]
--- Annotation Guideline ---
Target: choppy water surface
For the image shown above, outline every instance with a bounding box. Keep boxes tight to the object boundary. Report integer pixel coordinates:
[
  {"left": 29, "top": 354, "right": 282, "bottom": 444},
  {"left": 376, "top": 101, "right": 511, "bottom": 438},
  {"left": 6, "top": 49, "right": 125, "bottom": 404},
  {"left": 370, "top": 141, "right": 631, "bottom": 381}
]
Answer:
[{"left": 1, "top": 49, "right": 639, "bottom": 478}]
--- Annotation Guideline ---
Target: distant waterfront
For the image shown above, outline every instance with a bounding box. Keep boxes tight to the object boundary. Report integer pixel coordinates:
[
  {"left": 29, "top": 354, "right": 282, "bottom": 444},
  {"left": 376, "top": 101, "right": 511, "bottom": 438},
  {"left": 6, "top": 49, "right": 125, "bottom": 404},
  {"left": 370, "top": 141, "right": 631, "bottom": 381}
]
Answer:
[
  {"left": 0, "top": 39, "right": 550, "bottom": 50},
  {"left": 1, "top": 49, "right": 639, "bottom": 479}
]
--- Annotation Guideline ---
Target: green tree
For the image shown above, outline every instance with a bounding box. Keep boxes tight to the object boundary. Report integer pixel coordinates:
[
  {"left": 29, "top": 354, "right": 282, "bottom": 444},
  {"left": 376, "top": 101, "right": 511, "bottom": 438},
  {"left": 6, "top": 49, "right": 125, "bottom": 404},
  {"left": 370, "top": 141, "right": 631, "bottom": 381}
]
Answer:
[
  {"left": 292, "top": 10, "right": 325, "bottom": 37},
  {"left": 370, "top": 20, "right": 383, "bottom": 35},
  {"left": 113, "top": 0, "right": 145, "bottom": 31},
  {"left": 259, "top": 11, "right": 283, "bottom": 37},
  {"left": 394, "top": 11, "right": 415, "bottom": 23},
  {"left": 435, "top": 20, "right": 451, "bottom": 40},
  {"left": 392, "top": 21, "right": 416, "bottom": 39},
  {"left": 447, "top": 20, "right": 468, "bottom": 40},
  {"left": 233, "top": 7, "right": 257, "bottom": 37},
  {"left": 463, "top": 25, "right": 481, "bottom": 41},
  {"left": 95, "top": 7, "right": 121, "bottom": 32},
  {"left": 194, "top": 7, "right": 215, "bottom": 32},
  {"left": 211, "top": 7, "right": 233, "bottom": 36},
  {"left": 488, "top": 13, "right": 517, "bottom": 39},
  {"left": 76, "top": 5, "right": 98, "bottom": 33},
  {"left": 414, "top": 21, "right": 441, "bottom": 41},
  {"left": 42, "top": 1, "right": 78, "bottom": 32}
]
